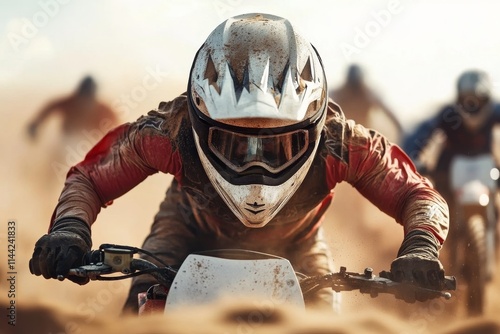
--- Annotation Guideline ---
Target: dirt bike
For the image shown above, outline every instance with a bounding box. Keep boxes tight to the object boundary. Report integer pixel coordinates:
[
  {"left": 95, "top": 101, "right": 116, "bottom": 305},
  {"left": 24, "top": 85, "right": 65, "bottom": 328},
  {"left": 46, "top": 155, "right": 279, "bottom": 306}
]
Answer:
[
  {"left": 58, "top": 243, "right": 456, "bottom": 315},
  {"left": 448, "top": 153, "right": 499, "bottom": 315}
]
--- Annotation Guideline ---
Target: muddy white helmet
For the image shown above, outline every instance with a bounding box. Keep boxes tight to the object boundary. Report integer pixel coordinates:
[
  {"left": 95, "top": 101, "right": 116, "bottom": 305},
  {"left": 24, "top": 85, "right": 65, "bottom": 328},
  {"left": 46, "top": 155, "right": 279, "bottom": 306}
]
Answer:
[
  {"left": 456, "top": 70, "right": 493, "bottom": 131},
  {"left": 188, "top": 13, "right": 327, "bottom": 228}
]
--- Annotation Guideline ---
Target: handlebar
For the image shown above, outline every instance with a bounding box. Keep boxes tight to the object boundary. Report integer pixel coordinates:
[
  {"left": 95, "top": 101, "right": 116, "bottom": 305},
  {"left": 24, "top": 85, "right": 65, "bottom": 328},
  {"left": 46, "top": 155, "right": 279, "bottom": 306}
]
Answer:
[
  {"left": 300, "top": 266, "right": 456, "bottom": 300},
  {"left": 60, "top": 244, "right": 456, "bottom": 301},
  {"left": 58, "top": 244, "right": 178, "bottom": 287}
]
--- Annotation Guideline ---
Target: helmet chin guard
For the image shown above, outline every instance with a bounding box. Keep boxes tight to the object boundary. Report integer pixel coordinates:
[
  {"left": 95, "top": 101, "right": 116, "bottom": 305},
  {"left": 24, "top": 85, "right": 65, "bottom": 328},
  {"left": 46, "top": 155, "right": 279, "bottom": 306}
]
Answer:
[
  {"left": 193, "top": 128, "right": 323, "bottom": 227},
  {"left": 188, "top": 13, "right": 327, "bottom": 228}
]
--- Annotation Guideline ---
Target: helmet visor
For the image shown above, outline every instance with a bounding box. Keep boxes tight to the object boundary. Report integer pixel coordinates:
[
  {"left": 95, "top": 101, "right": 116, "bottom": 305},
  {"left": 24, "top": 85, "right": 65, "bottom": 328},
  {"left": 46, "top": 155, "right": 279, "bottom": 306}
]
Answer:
[{"left": 209, "top": 127, "right": 309, "bottom": 173}]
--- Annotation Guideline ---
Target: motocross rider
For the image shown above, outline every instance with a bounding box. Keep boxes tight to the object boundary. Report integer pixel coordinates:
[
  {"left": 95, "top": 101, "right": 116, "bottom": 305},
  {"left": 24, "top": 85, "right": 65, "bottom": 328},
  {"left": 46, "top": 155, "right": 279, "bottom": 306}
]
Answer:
[
  {"left": 403, "top": 69, "right": 500, "bottom": 278},
  {"left": 329, "top": 64, "right": 403, "bottom": 142},
  {"left": 29, "top": 13, "right": 449, "bottom": 313}
]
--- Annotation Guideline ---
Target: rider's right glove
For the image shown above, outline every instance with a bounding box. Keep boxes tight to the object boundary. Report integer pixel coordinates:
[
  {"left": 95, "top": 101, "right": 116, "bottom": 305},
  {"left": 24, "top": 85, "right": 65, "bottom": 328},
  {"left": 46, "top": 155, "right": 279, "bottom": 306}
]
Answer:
[
  {"left": 29, "top": 217, "right": 92, "bottom": 285},
  {"left": 390, "top": 229, "right": 445, "bottom": 303}
]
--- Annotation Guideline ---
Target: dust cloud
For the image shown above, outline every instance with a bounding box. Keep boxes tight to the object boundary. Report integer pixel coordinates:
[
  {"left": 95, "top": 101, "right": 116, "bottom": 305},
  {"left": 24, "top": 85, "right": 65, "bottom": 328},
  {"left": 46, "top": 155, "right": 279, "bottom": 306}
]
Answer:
[{"left": 1, "top": 81, "right": 500, "bottom": 334}]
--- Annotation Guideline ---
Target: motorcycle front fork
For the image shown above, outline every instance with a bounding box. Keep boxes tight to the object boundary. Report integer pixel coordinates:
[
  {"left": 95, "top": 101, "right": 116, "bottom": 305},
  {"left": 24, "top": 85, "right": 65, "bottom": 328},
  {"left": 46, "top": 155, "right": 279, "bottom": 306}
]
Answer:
[{"left": 456, "top": 203, "right": 497, "bottom": 281}]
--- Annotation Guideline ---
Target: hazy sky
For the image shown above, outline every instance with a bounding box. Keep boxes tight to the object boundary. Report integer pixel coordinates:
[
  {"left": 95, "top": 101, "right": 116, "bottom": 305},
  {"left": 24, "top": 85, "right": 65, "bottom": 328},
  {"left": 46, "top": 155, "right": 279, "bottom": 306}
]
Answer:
[{"left": 1, "top": 0, "right": 499, "bottom": 126}]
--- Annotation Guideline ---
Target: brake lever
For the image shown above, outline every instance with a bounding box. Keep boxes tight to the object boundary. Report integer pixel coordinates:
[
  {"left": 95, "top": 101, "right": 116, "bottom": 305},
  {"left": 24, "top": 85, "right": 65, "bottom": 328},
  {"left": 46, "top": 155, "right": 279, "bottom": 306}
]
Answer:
[{"left": 57, "top": 263, "right": 113, "bottom": 281}]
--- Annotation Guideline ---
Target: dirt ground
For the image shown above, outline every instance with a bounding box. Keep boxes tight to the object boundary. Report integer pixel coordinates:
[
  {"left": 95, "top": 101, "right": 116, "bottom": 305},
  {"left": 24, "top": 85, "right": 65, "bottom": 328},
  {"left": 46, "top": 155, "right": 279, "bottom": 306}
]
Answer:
[{"left": 2, "top": 89, "right": 500, "bottom": 334}]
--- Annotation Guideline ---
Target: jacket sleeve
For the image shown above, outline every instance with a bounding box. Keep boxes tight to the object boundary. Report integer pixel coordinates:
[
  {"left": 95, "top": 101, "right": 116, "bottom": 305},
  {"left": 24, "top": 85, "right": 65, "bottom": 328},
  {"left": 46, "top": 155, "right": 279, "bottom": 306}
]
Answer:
[
  {"left": 49, "top": 118, "right": 182, "bottom": 230},
  {"left": 329, "top": 121, "right": 449, "bottom": 244}
]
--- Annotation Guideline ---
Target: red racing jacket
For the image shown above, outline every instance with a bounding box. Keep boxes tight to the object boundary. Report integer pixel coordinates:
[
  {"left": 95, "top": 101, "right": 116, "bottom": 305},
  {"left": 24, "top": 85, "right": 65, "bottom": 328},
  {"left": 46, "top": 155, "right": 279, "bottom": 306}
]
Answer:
[{"left": 49, "top": 93, "right": 449, "bottom": 247}]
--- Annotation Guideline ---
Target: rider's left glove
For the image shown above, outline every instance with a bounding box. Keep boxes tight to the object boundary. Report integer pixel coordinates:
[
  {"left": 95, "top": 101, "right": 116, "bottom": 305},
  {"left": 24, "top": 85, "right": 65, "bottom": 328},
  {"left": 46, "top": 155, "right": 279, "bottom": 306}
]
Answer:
[
  {"left": 29, "top": 217, "right": 92, "bottom": 285},
  {"left": 390, "top": 229, "right": 445, "bottom": 302}
]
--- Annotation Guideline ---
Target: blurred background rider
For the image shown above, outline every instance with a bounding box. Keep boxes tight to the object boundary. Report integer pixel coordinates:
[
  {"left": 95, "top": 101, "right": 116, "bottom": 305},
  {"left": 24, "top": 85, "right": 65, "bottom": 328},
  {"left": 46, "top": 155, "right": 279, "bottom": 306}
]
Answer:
[
  {"left": 27, "top": 75, "right": 119, "bottom": 142},
  {"left": 329, "top": 64, "right": 403, "bottom": 143},
  {"left": 403, "top": 69, "right": 500, "bottom": 281}
]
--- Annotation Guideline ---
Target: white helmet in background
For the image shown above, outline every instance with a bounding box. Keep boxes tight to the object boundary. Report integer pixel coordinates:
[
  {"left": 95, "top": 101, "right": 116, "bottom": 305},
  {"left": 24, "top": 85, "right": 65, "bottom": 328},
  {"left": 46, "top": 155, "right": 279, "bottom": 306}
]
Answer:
[
  {"left": 456, "top": 70, "right": 493, "bottom": 131},
  {"left": 188, "top": 13, "right": 327, "bottom": 228}
]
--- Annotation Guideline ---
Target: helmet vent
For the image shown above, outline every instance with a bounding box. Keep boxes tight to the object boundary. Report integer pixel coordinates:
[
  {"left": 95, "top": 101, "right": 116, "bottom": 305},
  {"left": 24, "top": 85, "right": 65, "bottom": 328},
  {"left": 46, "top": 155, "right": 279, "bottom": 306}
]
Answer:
[
  {"left": 245, "top": 202, "right": 266, "bottom": 215},
  {"left": 247, "top": 202, "right": 265, "bottom": 208}
]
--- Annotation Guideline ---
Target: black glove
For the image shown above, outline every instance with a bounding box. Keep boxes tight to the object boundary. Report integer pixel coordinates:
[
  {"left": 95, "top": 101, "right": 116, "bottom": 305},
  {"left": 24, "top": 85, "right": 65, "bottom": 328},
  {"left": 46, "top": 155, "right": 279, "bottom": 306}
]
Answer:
[
  {"left": 390, "top": 229, "right": 445, "bottom": 302},
  {"left": 29, "top": 217, "right": 92, "bottom": 285}
]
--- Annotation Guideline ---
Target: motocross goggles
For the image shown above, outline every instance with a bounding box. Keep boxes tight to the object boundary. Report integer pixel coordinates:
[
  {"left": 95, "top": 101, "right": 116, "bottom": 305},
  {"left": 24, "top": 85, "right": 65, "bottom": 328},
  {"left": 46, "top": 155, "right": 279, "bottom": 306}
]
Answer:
[
  {"left": 457, "top": 93, "right": 490, "bottom": 116},
  {"left": 208, "top": 127, "right": 309, "bottom": 174}
]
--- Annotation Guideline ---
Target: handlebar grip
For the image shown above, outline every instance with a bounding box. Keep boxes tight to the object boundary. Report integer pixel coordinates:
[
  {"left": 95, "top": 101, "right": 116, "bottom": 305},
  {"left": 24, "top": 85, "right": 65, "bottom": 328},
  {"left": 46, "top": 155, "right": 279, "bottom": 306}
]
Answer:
[
  {"left": 82, "top": 250, "right": 103, "bottom": 265},
  {"left": 56, "top": 250, "right": 103, "bottom": 281}
]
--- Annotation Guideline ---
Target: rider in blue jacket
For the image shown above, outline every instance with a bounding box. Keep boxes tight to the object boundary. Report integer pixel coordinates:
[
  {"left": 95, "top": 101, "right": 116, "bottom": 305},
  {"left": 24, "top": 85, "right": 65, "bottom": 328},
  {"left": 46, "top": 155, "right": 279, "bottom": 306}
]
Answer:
[{"left": 403, "top": 69, "right": 500, "bottom": 278}]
